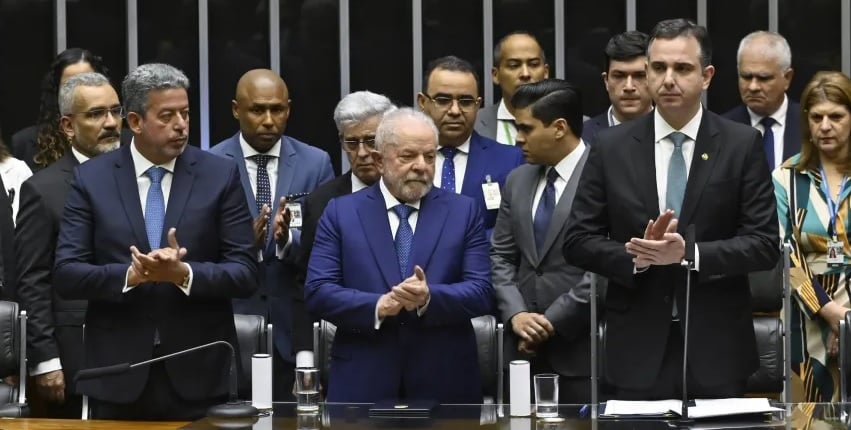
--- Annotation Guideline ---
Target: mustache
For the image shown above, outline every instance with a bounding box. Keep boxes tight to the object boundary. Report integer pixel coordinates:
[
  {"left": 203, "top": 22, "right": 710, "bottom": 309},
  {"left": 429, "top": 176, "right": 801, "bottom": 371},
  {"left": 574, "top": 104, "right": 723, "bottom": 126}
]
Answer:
[{"left": 98, "top": 130, "right": 121, "bottom": 140}]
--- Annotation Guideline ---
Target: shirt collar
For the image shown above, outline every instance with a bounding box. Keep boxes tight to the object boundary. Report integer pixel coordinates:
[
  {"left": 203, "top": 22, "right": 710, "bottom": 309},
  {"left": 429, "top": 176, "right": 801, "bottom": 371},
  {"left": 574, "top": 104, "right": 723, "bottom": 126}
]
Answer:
[
  {"left": 131, "top": 138, "right": 177, "bottom": 177},
  {"left": 497, "top": 98, "right": 515, "bottom": 121},
  {"left": 441, "top": 137, "right": 471, "bottom": 155},
  {"left": 71, "top": 147, "right": 90, "bottom": 164},
  {"left": 379, "top": 177, "right": 422, "bottom": 211},
  {"left": 550, "top": 140, "right": 587, "bottom": 180},
  {"left": 747, "top": 94, "right": 788, "bottom": 128},
  {"left": 653, "top": 106, "right": 703, "bottom": 143},
  {"left": 351, "top": 172, "right": 369, "bottom": 192},
  {"left": 607, "top": 105, "right": 621, "bottom": 127},
  {"left": 239, "top": 133, "right": 282, "bottom": 159}
]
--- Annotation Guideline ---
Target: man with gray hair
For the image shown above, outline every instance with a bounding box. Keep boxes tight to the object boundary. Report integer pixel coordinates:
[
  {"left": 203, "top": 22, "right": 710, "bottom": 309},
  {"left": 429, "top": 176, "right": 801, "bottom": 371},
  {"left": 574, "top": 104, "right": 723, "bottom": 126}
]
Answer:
[
  {"left": 723, "top": 30, "right": 799, "bottom": 170},
  {"left": 54, "top": 63, "right": 258, "bottom": 420},
  {"left": 16, "top": 72, "right": 121, "bottom": 418},
  {"left": 305, "top": 107, "right": 493, "bottom": 403}
]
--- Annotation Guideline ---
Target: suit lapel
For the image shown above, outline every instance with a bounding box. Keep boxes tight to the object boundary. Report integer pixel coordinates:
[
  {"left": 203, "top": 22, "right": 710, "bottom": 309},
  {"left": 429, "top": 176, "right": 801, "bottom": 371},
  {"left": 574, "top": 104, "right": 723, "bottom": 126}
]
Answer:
[
  {"left": 357, "top": 185, "right": 400, "bottom": 287},
  {"left": 515, "top": 166, "right": 541, "bottom": 264},
  {"left": 461, "top": 134, "right": 486, "bottom": 197},
  {"left": 783, "top": 102, "right": 800, "bottom": 161},
  {"left": 221, "top": 135, "right": 257, "bottom": 218},
  {"left": 409, "top": 190, "right": 448, "bottom": 275},
  {"left": 539, "top": 149, "right": 589, "bottom": 257},
  {"left": 59, "top": 152, "right": 79, "bottom": 185},
  {"left": 162, "top": 149, "right": 195, "bottom": 246},
  {"left": 275, "top": 137, "right": 297, "bottom": 204},
  {"left": 114, "top": 146, "right": 150, "bottom": 252},
  {"left": 679, "top": 110, "right": 720, "bottom": 226},
  {"left": 633, "top": 116, "right": 660, "bottom": 219}
]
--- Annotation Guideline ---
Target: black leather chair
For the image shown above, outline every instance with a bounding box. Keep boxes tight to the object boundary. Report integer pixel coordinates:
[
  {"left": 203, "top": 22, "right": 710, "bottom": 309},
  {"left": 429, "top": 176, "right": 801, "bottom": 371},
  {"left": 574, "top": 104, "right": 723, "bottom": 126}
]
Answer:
[
  {"left": 314, "top": 315, "right": 503, "bottom": 403},
  {"left": 839, "top": 310, "right": 851, "bottom": 406},
  {"left": 0, "top": 301, "right": 29, "bottom": 417},
  {"left": 233, "top": 314, "right": 271, "bottom": 399}
]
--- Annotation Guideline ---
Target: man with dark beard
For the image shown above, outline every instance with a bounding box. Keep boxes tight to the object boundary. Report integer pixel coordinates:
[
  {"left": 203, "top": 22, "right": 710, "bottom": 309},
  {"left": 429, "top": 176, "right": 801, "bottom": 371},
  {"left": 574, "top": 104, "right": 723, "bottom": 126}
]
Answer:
[{"left": 15, "top": 72, "right": 122, "bottom": 417}]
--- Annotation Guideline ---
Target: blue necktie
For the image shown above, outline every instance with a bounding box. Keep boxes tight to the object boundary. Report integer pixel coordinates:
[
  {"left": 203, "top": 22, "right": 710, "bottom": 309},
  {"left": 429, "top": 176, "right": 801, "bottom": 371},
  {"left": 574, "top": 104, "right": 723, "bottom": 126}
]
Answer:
[
  {"left": 665, "top": 132, "right": 688, "bottom": 216},
  {"left": 393, "top": 204, "right": 415, "bottom": 278},
  {"left": 250, "top": 154, "right": 272, "bottom": 213},
  {"left": 760, "top": 116, "right": 776, "bottom": 169},
  {"left": 532, "top": 168, "right": 559, "bottom": 253},
  {"left": 145, "top": 167, "right": 166, "bottom": 250},
  {"left": 439, "top": 146, "right": 457, "bottom": 193}
]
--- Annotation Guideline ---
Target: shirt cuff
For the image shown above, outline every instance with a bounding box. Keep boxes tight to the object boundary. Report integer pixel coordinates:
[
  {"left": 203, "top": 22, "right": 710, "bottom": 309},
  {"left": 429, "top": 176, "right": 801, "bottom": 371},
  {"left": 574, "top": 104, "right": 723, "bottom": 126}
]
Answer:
[
  {"left": 693, "top": 244, "right": 700, "bottom": 271},
  {"left": 374, "top": 301, "right": 384, "bottom": 330},
  {"left": 633, "top": 265, "right": 649, "bottom": 274},
  {"left": 122, "top": 266, "right": 137, "bottom": 293},
  {"left": 175, "top": 263, "right": 193, "bottom": 296},
  {"left": 416, "top": 294, "right": 431, "bottom": 317},
  {"left": 31, "top": 358, "right": 62, "bottom": 376},
  {"left": 257, "top": 249, "right": 264, "bottom": 263},
  {"left": 295, "top": 351, "right": 315, "bottom": 368},
  {"left": 275, "top": 230, "right": 294, "bottom": 260}
]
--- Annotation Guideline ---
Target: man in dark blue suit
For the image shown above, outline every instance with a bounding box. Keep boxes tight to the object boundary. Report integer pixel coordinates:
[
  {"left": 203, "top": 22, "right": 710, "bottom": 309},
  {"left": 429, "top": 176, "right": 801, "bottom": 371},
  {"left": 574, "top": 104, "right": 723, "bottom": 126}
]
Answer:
[
  {"left": 53, "top": 64, "right": 258, "bottom": 420},
  {"left": 210, "top": 69, "right": 333, "bottom": 400},
  {"left": 417, "top": 56, "right": 524, "bottom": 235},
  {"left": 582, "top": 31, "right": 653, "bottom": 145},
  {"left": 722, "top": 31, "right": 799, "bottom": 170},
  {"left": 305, "top": 108, "right": 493, "bottom": 404}
]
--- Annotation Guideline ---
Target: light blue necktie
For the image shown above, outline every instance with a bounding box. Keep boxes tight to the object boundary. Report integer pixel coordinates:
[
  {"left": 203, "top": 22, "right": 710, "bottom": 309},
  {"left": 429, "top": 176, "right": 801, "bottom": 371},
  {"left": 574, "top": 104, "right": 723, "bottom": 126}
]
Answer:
[
  {"left": 393, "top": 204, "right": 415, "bottom": 278},
  {"left": 145, "top": 166, "right": 166, "bottom": 250},
  {"left": 665, "top": 132, "right": 688, "bottom": 216},
  {"left": 439, "top": 146, "right": 457, "bottom": 193}
]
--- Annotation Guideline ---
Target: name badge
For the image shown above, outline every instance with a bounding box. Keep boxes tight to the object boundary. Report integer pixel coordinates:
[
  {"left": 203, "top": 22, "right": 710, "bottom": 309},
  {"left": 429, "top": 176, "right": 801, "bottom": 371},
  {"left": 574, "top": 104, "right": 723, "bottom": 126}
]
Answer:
[
  {"left": 286, "top": 202, "right": 303, "bottom": 228},
  {"left": 827, "top": 239, "right": 844, "bottom": 267},
  {"left": 482, "top": 175, "right": 501, "bottom": 210}
]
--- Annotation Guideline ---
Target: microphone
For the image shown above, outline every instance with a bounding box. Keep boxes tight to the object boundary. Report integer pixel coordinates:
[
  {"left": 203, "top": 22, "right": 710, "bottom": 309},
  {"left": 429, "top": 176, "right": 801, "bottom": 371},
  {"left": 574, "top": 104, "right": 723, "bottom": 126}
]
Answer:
[
  {"left": 679, "top": 224, "right": 696, "bottom": 424},
  {"left": 76, "top": 340, "right": 259, "bottom": 418}
]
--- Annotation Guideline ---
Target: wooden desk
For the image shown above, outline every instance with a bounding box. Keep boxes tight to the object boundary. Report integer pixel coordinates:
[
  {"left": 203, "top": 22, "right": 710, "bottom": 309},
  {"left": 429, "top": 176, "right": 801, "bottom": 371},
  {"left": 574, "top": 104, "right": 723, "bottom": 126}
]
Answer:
[{"left": 0, "top": 418, "right": 188, "bottom": 429}]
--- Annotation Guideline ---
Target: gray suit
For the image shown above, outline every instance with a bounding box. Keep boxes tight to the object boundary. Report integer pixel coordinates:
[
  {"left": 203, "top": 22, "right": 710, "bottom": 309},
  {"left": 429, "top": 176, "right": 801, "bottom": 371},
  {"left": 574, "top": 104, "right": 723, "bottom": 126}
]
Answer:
[
  {"left": 474, "top": 104, "right": 499, "bottom": 140},
  {"left": 490, "top": 150, "right": 591, "bottom": 402}
]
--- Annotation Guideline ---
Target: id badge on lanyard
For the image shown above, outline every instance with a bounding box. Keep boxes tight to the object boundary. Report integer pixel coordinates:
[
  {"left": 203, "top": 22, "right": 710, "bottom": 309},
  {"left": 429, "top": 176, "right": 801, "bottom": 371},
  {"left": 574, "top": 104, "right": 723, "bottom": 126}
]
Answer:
[{"left": 821, "top": 167, "right": 847, "bottom": 267}]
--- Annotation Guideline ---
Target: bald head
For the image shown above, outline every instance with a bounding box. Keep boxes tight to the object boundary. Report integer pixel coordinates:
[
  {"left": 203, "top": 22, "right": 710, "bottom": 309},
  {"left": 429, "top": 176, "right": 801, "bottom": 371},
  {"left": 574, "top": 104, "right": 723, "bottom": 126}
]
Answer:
[{"left": 232, "top": 69, "right": 291, "bottom": 152}]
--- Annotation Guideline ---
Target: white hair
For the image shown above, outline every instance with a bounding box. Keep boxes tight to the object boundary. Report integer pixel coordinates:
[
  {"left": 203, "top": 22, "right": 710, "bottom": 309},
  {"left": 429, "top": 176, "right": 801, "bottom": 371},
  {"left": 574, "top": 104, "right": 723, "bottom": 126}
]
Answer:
[
  {"left": 737, "top": 31, "right": 792, "bottom": 72},
  {"left": 333, "top": 91, "right": 396, "bottom": 133},
  {"left": 374, "top": 108, "right": 438, "bottom": 153}
]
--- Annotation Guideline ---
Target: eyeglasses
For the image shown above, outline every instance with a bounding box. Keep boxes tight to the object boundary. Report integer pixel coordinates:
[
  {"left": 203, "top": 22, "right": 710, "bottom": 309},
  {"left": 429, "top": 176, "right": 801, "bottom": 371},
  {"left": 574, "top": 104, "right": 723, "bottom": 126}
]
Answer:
[
  {"left": 66, "top": 106, "right": 125, "bottom": 122},
  {"left": 341, "top": 136, "right": 376, "bottom": 152},
  {"left": 424, "top": 94, "right": 480, "bottom": 112}
]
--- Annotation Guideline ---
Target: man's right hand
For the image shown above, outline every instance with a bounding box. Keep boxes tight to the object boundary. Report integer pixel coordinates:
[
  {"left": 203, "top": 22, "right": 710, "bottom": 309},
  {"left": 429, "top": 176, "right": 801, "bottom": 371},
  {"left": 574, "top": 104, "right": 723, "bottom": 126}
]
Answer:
[
  {"left": 511, "top": 312, "right": 554, "bottom": 344},
  {"left": 377, "top": 292, "right": 404, "bottom": 318},
  {"left": 35, "top": 370, "right": 65, "bottom": 403},
  {"left": 273, "top": 197, "right": 291, "bottom": 247},
  {"left": 252, "top": 204, "right": 271, "bottom": 249}
]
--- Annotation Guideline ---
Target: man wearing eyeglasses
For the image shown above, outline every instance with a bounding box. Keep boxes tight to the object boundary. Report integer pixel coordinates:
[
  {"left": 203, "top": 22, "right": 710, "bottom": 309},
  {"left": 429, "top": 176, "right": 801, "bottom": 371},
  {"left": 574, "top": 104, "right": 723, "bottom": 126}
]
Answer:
[
  {"left": 417, "top": 56, "right": 524, "bottom": 236},
  {"left": 15, "top": 72, "right": 121, "bottom": 418},
  {"left": 54, "top": 63, "right": 258, "bottom": 420},
  {"left": 210, "top": 68, "right": 333, "bottom": 401}
]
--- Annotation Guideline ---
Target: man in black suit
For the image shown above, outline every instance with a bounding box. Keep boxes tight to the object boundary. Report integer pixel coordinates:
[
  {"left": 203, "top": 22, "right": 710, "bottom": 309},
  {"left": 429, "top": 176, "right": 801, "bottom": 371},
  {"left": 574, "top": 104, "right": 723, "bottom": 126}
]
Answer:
[
  {"left": 582, "top": 31, "right": 653, "bottom": 145},
  {"left": 53, "top": 64, "right": 258, "bottom": 420},
  {"left": 15, "top": 72, "right": 122, "bottom": 418},
  {"left": 564, "top": 19, "right": 779, "bottom": 400},
  {"left": 722, "top": 31, "right": 798, "bottom": 170},
  {"left": 293, "top": 90, "right": 395, "bottom": 357}
]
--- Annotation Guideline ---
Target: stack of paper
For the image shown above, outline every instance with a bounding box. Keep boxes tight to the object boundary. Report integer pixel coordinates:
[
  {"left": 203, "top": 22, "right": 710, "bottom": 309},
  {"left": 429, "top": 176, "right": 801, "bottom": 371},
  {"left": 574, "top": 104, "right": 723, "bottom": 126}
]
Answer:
[{"left": 601, "top": 398, "right": 782, "bottom": 419}]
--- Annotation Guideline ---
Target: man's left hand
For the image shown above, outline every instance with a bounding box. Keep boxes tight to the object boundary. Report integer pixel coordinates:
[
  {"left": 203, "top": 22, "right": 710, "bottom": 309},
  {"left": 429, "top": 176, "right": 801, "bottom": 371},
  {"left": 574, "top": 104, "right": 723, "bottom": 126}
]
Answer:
[
  {"left": 625, "top": 232, "right": 685, "bottom": 266},
  {"left": 273, "top": 197, "right": 291, "bottom": 247},
  {"left": 392, "top": 265, "right": 429, "bottom": 310},
  {"left": 135, "top": 228, "right": 190, "bottom": 284}
]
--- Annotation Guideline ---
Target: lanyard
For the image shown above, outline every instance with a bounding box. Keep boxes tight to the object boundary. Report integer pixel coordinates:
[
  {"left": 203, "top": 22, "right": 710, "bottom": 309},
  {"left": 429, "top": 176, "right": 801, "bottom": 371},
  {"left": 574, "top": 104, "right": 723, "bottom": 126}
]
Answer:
[
  {"left": 502, "top": 120, "right": 514, "bottom": 145},
  {"left": 819, "top": 166, "right": 847, "bottom": 238}
]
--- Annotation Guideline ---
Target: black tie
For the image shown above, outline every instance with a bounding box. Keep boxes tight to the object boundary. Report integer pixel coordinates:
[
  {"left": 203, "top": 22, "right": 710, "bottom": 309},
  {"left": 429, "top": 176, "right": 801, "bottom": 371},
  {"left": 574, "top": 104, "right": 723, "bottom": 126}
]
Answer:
[
  {"left": 760, "top": 117, "right": 776, "bottom": 169},
  {"left": 532, "top": 168, "right": 559, "bottom": 253}
]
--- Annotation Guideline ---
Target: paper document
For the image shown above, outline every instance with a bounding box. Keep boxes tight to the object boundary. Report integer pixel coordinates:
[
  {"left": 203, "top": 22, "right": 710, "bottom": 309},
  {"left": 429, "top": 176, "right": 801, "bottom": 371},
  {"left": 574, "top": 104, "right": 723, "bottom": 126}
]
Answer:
[
  {"left": 602, "top": 398, "right": 781, "bottom": 419},
  {"left": 603, "top": 399, "right": 681, "bottom": 416}
]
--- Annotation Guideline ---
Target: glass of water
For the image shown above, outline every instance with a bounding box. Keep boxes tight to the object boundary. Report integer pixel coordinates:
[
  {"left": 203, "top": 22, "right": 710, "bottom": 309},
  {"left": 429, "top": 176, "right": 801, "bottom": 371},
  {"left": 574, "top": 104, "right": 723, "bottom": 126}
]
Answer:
[
  {"left": 295, "top": 367, "right": 320, "bottom": 412},
  {"left": 533, "top": 373, "right": 559, "bottom": 418}
]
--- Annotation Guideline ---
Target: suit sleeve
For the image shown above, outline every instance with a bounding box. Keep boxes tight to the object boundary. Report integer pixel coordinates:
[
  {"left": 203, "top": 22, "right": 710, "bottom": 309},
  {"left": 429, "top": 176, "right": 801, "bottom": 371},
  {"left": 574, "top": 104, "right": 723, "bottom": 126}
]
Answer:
[
  {"left": 489, "top": 171, "right": 527, "bottom": 322},
  {"left": 696, "top": 130, "right": 780, "bottom": 279},
  {"left": 562, "top": 139, "right": 639, "bottom": 287},
  {"left": 305, "top": 198, "right": 386, "bottom": 331},
  {"left": 291, "top": 192, "right": 322, "bottom": 352},
  {"left": 183, "top": 163, "right": 259, "bottom": 299},
  {"left": 54, "top": 171, "right": 134, "bottom": 301},
  {"left": 419, "top": 199, "right": 495, "bottom": 327},
  {"left": 15, "top": 180, "right": 59, "bottom": 365},
  {"left": 543, "top": 271, "right": 592, "bottom": 342}
]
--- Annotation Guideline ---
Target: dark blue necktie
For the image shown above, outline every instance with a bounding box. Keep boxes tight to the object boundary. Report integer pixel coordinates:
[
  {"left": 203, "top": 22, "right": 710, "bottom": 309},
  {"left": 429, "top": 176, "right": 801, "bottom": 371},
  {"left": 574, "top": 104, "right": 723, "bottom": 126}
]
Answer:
[
  {"left": 665, "top": 132, "right": 688, "bottom": 216},
  {"left": 145, "top": 167, "right": 166, "bottom": 250},
  {"left": 760, "top": 116, "right": 776, "bottom": 169},
  {"left": 439, "top": 146, "right": 457, "bottom": 192},
  {"left": 532, "top": 168, "right": 559, "bottom": 253},
  {"left": 250, "top": 154, "right": 272, "bottom": 213},
  {"left": 393, "top": 204, "right": 415, "bottom": 278}
]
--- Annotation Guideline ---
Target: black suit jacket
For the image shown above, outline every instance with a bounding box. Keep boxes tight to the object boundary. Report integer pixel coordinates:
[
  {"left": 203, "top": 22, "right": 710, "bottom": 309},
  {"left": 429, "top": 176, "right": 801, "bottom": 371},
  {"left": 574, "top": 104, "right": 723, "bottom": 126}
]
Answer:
[
  {"left": 722, "top": 101, "right": 801, "bottom": 166},
  {"left": 293, "top": 172, "right": 353, "bottom": 352},
  {"left": 581, "top": 112, "right": 609, "bottom": 145},
  {"left": 15, "top": 152, "right": 86, "bottom": 385},
  {"left": 563, "top": 110, "right": 779, "bottom": 390}
]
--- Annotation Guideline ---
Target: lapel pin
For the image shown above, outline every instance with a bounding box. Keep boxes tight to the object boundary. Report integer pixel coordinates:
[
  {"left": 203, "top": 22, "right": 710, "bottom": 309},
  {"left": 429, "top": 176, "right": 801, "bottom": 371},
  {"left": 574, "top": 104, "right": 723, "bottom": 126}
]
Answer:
[{"left": 701, "top": 153, "right": 709, "bottom": 160}]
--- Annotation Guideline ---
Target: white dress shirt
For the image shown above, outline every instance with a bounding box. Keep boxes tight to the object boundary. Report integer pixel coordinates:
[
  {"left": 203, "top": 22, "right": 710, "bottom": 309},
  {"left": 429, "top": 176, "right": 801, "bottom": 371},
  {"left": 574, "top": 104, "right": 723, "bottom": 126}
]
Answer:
[
  {"left": 531, "top": 140, "right": 586, "bottom": 218},
  {"left": 351, "top": 172, "right": 369, "bottom": 193},
  {"left": 434, "top": 138, "right": 470, "bottom": 193},
  {"left": 495, "top": 98, "right": 518, "bottom": 146},
  {"left": 239, "top": 134, "right": 281, "bottom": 205},
  {"left": 0, "top": 156, "right": 32, "bottom": 224},
  {"left": 747, "top": 94, "right": 789, "bottom": 170}
]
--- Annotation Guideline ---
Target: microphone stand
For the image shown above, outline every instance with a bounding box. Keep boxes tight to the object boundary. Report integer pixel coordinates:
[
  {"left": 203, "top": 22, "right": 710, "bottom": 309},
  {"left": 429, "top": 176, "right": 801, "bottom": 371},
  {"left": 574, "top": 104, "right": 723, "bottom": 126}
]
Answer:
[{"left": 679, "top": 225, "right": 696, "bottom": 426}]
